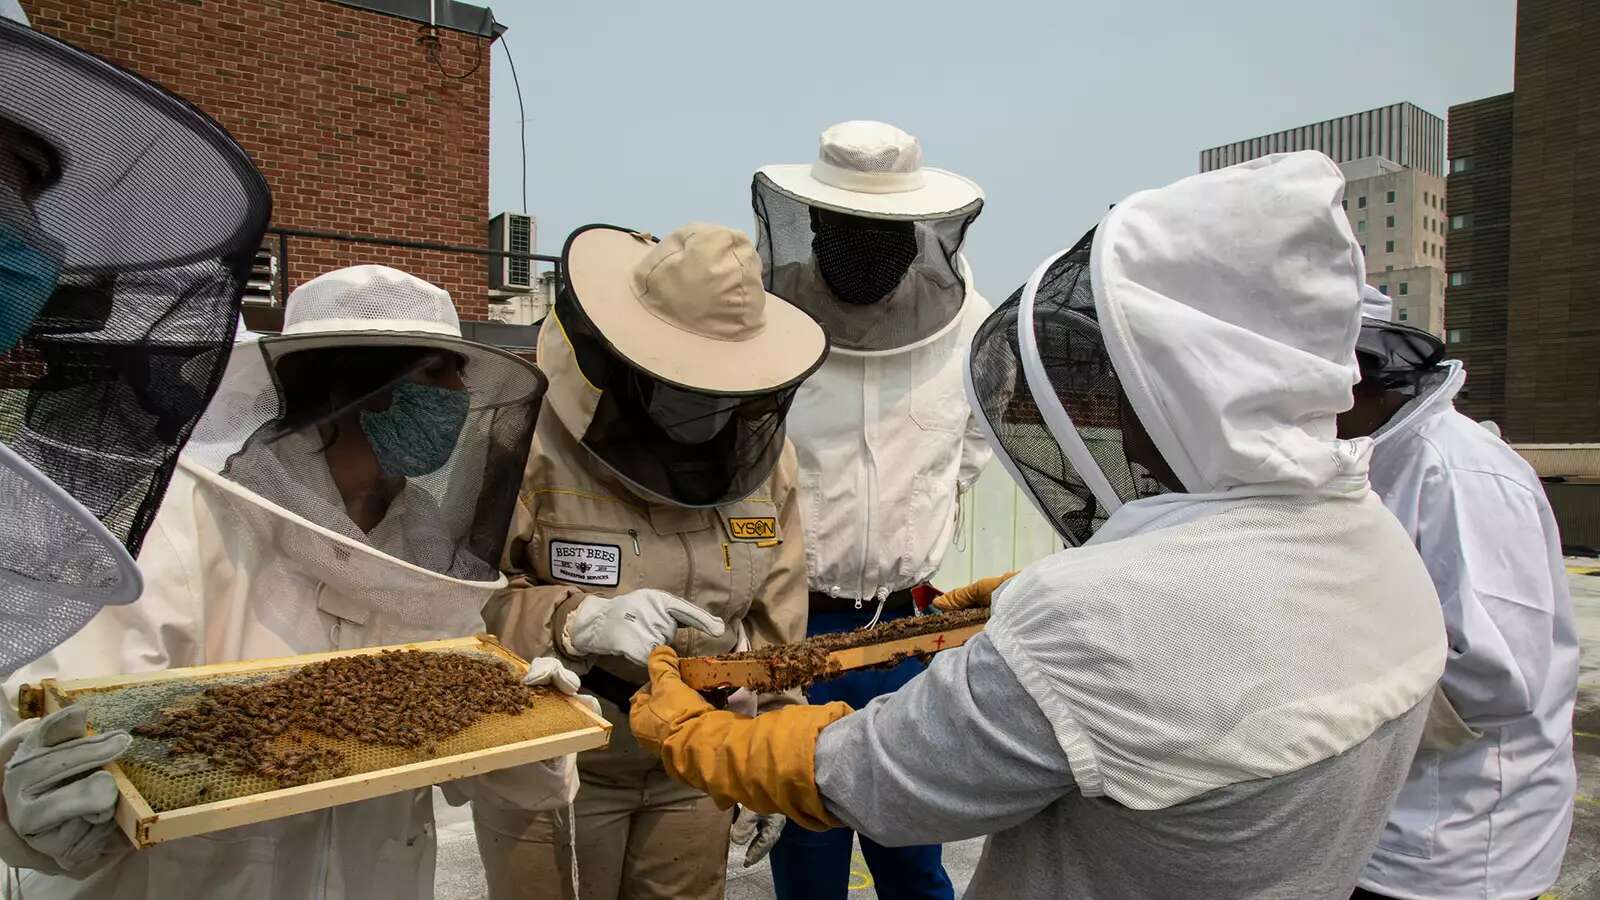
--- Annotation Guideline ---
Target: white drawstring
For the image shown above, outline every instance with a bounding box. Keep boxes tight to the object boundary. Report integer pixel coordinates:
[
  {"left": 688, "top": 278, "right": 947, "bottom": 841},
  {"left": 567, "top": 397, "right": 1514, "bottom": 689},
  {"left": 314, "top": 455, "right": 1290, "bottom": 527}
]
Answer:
[{"left": 862, "top": 586, "right": 889, "bottom": 630}]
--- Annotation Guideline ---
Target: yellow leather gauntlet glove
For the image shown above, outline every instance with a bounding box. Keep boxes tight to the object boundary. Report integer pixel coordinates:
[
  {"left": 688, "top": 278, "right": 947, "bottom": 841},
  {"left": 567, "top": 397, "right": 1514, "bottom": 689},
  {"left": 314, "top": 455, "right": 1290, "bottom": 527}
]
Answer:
[
  {"left": 630, "top": 646, "right": 851, "bottom": 832},
  {"left": 932, "top": 571, "right": 1016, "bottom": 611}
]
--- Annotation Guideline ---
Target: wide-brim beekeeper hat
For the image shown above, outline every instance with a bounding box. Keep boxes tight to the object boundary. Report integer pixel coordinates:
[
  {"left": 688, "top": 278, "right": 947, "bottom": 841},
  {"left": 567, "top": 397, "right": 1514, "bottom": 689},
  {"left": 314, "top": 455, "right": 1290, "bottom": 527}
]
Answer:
[
  {"left": 1353, "top": 284, "right": 1445, "bottom": 392},
  {"left": 562, "top": 224, "right": 827, "bottom": 393},
  {"left": 0, "top": 9, "right": 271, "bottom": 676},
  {"left": 542, "top": 223, "right": 826, "bottom": 507},
  {"left": 753, "top": 121, "right": 985, "bottom": 354},
  {"left": 757, "top": 120, "right": 984, "bottom": 219}
]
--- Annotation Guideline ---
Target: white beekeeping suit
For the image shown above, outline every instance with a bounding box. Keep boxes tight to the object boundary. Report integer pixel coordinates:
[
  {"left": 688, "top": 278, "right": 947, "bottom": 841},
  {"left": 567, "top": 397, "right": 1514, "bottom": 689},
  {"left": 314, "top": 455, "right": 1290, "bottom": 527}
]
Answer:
[
  {"left": 627, "top": 152, "right": 1451, "bottom": 900},
  {"left": 753, "top": 121, "right": 991, "bottom": 607},
  {"left": 1345, "top": 287, "right": 1578, "bottom": 900},
  {"left": 3, "top": 266, "right": 578, "bottom": 900}
]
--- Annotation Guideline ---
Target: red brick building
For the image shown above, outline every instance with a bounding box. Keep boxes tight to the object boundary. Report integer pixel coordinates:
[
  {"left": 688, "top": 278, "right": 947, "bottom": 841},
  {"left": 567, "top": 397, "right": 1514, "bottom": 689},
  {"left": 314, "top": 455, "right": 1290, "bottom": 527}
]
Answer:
[{"left": 22, "top": 0, "right": 504, "bottom": 326}]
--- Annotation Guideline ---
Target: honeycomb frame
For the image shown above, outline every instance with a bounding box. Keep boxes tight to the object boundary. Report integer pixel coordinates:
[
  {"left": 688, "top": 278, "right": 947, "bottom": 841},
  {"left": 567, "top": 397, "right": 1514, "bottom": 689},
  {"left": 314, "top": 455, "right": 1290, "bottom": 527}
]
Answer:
[{"left": 28, "top": 635, "right": 610, "bottom": 848}]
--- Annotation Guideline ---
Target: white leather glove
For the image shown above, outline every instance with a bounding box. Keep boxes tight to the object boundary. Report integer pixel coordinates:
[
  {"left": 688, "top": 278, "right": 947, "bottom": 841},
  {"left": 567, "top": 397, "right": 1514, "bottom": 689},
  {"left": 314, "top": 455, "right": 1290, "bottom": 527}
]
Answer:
[
  {"left": 523, "top": 656, "right": 600, "bottom": 716},
  {"left": 562, "top": 589, "right": 725, "bottom": 667},
  {"left": 730, "top": 807, "right": 785, "bottom": 867},
  {"left": 1, "top": 707, "right": 130, "bottom": 874}
]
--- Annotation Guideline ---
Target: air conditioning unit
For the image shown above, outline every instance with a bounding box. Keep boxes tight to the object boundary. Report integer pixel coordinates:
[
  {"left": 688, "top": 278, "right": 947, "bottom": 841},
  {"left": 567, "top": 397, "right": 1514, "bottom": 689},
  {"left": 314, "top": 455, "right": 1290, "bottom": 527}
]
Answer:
[
  {"left": 242, "top": 241, "right": 279, "bottom": 306},
  {"left": 488, "top": 212, "right": 535, "bottom": 292}
]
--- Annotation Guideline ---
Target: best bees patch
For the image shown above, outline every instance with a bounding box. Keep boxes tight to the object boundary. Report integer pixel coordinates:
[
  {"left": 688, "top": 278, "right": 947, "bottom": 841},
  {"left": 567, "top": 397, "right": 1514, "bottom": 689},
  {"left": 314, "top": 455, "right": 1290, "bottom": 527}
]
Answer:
[{"left": 549, "top": 540, "right": 621, "bottom": 586}]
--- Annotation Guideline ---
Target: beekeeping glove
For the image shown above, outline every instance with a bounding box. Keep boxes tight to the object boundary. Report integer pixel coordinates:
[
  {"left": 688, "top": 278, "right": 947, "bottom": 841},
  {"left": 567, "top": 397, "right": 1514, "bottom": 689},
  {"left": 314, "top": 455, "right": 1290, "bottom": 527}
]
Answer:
[
  {"left": 0, "top": 706, "right": 130, "bottom": 874},
  {"left": 563, "top": 589, "right": 725, "bottom": 667},
  {"left": 932, "top": 571, "right": 1016, "bottom": 612},
  {"left": 631, "top": 646, "right": 849, "bottom": 832},
  {"left": 731, "top": 807, "right": 785, "bottom": 867}
]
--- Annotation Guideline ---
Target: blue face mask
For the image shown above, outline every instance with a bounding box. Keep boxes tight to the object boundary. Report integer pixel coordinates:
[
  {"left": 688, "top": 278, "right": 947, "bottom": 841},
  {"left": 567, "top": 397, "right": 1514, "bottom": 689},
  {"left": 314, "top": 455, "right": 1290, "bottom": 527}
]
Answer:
[
  {"left": 0, "top": 224, "right": 61, "bottom": 355},
  {"left": 359, "top": 380, "right": 471, "bottom": 478}
]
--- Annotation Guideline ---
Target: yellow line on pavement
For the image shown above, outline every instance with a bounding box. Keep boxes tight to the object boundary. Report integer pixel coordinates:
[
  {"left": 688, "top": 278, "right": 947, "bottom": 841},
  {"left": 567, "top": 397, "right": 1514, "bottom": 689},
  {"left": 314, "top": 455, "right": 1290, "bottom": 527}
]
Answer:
[{"left": 1567, "top": 566, "right": 1600, "bottom": 576}]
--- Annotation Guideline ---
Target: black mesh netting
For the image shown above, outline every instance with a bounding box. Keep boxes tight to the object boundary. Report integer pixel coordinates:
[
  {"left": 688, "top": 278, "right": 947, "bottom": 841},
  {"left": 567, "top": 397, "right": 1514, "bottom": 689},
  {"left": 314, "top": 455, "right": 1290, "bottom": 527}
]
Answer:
[
  {"left": 1356, "top": 319, "right": 1445, "bottom": 395},
  {"left": 553, "top": 287, "right": 795, "bottom": 508},
  {"left": 752, "top": 172, "right": 981, "bottom": 352},
  {"left": 1, "top": 18, "right": 271, "bottom": 673},
  {"left": 969, "top": 230, "right": 1172, "bottom": 547}
]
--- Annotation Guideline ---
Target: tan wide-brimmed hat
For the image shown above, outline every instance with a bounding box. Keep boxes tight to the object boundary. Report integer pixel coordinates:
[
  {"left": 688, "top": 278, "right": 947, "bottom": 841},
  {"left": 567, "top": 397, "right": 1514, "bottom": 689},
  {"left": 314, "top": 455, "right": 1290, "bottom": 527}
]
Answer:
[{"left": 562, "top": 223, "right": 828, "bottom": 394}]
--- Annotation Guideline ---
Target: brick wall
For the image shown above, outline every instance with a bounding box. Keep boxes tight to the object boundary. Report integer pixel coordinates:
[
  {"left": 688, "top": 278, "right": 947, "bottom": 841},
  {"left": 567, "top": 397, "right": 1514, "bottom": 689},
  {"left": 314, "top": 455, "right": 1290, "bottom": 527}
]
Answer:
[
  {"left": 1445, "top": 93, "right": 1514, "bottom": 426},
  {"left": 21, "top": 0, "right": 495, "bottom": 322}
]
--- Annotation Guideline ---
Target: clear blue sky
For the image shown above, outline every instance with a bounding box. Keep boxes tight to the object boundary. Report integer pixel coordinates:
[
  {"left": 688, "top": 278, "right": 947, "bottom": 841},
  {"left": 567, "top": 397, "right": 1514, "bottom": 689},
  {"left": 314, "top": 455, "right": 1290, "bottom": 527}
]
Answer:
[{"left": 484, "top": 0, "right": 1513, "bottom": 301}]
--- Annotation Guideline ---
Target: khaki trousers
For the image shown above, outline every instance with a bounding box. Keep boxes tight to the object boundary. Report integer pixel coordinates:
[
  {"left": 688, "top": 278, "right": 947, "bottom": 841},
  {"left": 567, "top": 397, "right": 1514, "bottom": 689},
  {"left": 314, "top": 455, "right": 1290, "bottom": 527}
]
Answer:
[{"left": 474, "top": 771, "right": 733, "bottom": 900}]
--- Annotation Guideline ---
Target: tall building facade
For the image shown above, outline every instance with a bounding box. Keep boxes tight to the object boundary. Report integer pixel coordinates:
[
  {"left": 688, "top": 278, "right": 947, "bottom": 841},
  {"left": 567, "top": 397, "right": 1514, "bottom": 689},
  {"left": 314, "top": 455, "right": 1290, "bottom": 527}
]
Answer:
[
  {"left": 20, "top": 0, "right": 504, "bottom": 326},
  {"left": 1339, "top": 157, "right": 1448, "bottom": 335},
  {"left": 1448, "top": 0, "right": 1600, "bottom": 441},
  {"left": 1442, "top": 94, "right": 1514, "bottom": 425},
  {"left": 1199, "top": 102, "right": 1446, "bottom": 177}
]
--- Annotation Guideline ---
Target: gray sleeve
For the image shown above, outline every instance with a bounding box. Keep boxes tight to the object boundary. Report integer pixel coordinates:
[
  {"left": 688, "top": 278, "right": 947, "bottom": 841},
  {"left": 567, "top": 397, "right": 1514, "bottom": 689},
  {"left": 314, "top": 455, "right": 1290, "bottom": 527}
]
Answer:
[{"left": 814, "top": 631, "right": 1076, "bottom": 847}]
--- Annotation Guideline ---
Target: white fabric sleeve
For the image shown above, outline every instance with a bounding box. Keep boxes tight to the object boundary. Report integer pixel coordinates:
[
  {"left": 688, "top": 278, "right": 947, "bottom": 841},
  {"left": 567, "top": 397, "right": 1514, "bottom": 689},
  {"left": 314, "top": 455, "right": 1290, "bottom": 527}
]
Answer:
[
  {"left": 814, "top": 632, "right": 1076, "bottom": 846},
  {"left": 1418, "top": 464, "right": 1557, "bottom": 727},
  {"left": 955, "top": 277, "right": 995, "bottom": 489}
]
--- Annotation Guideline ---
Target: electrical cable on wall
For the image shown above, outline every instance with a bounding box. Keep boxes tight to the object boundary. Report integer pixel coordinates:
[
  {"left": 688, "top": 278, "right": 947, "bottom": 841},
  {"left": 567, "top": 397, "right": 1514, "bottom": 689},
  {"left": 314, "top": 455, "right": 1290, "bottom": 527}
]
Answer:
[
  {"left": 500, "top": 30, "right": 528, "bottom": 215},
  {"left": 417, "top": 3, "right": 492, "bottom": 81}
]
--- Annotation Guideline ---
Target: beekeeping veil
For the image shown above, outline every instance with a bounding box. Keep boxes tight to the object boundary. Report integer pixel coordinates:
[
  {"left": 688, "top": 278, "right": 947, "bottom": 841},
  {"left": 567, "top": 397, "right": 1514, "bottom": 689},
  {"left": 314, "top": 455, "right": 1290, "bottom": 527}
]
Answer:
[
  {"left": 543, "top": 223, "right": 826, "bottom": 508},
  {"left": 1355, "top": 284, "right": 1446, "bottom": 396},
  {"left": 0, "top": 13, "right": 270, "bottom": 675},
  {"left": 179, "top": 266, "right": 546, "bottom": 647},
  {"left": 967, "top": 151, "right": 1367, "bottom": 547},
  {"left": 753, "top": 121, "right": 983, "bottom": 355}
]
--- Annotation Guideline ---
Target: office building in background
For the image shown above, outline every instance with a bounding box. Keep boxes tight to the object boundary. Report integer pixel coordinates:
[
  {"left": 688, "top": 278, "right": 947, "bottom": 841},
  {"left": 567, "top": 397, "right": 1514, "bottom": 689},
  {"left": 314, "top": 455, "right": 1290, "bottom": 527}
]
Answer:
[{"left": 1447, "top": 0, "right": 1600, "bottom": 442}]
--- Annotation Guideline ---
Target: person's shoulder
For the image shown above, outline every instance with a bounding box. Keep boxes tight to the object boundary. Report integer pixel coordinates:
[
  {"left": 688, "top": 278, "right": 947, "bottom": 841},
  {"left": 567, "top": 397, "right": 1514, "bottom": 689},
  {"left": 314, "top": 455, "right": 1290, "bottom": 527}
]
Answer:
[{"left": 1417, "top": 408, "right": 1542, "bottom": 495}]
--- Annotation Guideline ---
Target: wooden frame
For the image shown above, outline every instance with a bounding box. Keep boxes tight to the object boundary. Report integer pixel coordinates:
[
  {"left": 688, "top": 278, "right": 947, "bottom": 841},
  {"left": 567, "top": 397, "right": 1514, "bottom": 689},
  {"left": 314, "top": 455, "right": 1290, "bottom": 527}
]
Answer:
[
  {"left": 679, "top": 622, "right": 986, "bottom": 690},
  {"left": 27, "top": 635, "right": 610, "bottom": 848}
]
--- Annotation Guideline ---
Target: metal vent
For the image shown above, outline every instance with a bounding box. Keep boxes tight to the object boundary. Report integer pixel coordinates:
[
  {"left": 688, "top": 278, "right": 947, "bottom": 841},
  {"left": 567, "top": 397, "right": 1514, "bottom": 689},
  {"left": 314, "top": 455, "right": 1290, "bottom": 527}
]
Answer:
[
  {"left": 488, "top": 212, "right": 535, "bottom": 291},
  {"left": 243, "top": 241, "right": 279, "bottom": 307}
]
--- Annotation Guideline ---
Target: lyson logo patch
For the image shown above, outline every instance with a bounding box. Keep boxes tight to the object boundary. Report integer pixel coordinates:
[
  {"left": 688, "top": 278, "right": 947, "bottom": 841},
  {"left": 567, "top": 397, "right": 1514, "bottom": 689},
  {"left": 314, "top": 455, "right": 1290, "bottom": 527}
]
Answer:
[{"left": 726, "top": 516, "right": 779, "bottom": 542}]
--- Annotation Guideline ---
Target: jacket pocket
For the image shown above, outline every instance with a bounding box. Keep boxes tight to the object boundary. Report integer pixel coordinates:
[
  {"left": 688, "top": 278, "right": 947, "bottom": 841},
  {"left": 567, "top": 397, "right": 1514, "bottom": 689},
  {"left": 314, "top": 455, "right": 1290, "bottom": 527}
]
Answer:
[
  {"left": 147, "top": 832, "right": 278, "bottom": 899},
  {"left": 909, "top": 369, "right": 967, "bottom": 434},
  {"left": 1378, "top": 749, "right": 1439, "bottom": 859}
]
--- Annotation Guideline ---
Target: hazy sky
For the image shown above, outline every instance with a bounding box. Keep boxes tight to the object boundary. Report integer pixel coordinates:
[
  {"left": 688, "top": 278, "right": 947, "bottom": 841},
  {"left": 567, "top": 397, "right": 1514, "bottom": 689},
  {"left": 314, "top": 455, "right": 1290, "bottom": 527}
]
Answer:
[{"left": 484, "top": 0, "right": 1514, "bottom": 301}]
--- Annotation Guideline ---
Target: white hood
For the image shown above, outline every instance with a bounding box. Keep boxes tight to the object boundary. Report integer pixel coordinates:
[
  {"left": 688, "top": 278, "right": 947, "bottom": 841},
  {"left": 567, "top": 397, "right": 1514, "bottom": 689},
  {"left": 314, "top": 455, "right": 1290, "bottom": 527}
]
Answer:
[{"left": 1090, "top": 151, "right": 1367, "bottom": 499}]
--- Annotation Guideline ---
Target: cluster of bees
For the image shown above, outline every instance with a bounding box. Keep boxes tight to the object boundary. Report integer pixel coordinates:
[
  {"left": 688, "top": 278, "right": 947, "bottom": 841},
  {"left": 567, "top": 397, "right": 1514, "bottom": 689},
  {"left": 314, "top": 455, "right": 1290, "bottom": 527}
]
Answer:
[{"left": 134, "top": 650, "right": 541, "bottom": 788}]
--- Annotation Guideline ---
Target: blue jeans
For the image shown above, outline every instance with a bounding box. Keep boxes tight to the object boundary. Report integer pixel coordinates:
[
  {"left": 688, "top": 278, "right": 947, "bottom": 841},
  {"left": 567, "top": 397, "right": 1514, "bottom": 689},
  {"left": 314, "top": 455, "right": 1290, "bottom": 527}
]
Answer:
[{"left": 768, "top": 605, "right": 955, "bottom": 900}]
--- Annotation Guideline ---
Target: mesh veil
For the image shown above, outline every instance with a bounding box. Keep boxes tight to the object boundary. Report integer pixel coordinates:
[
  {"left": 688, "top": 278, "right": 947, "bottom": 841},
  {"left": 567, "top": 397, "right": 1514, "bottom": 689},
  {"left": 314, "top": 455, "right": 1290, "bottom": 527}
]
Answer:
[
  {"left": 1356, "top": 319, "right": 1445, "bottom": 396},
  {"left": 752, "top": 172, "right": 980, "bottom": 353},
  {"left": 550, "top": 287, "right": 796, "bottom": 508},
  {"left": 0, "top": 19, "right": 271, "bottom": 674},
  {"left": 179, "top": 328, "right": 545, "bottom": 648},
  {"left": 967, "top": 230, "right": 1173, "bottom": 547}
]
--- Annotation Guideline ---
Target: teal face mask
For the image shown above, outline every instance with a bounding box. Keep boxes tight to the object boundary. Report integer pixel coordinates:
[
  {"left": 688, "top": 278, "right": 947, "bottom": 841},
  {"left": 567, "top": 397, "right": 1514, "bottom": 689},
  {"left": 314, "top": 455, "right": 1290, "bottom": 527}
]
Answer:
[
  {"left": 0, "top": 223, "right": 61, "bottom": 355},
  {"left": 359, "top": 381, "right": 471, "bottom": 478}
]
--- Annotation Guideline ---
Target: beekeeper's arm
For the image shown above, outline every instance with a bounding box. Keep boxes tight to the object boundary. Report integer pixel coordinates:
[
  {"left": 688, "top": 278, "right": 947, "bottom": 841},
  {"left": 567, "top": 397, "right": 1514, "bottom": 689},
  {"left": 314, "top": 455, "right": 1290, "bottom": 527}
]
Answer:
[
  {"left": 0, "top": 475, "right": 209, "bottom": 875},
  {"left": 745, "top": 442, "right": 809, "bottom": 713},
  {"left": 630, "top": 632, "right": 1076, "bottom": 844},
  {"left": 955, "top": 269, "right": 994, "bottom": 491},
  {"left": 485, "top": 492, "right": 720, "bottom": 672},
  {"left": 1418, "top": 464, "right": 1563, "bottom": 729}
]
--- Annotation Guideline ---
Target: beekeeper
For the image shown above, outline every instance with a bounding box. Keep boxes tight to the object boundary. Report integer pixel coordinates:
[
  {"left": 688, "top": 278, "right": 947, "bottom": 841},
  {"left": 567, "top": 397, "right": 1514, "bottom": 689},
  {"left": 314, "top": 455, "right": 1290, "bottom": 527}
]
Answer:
[
  {"left": 0, "top": 6, "right": 269, "bottom": 678},
  {"left": 473, "top": 222, "right": 821, "bottom": 900},
  {"left": 1338, "top": 287, "right": 1577, "bottom": 900},
  {"left": 2, "top": 265, "right": 582, "bottom": 899},
  {"left": 630, "top": 152, "right": 1450, "bottom": 897},
  {"left": 1, "top": 9, "right": 272, "bottom": 884},
  {"left": 748, "top": 119, "right": 990, "bottom": 894}
]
